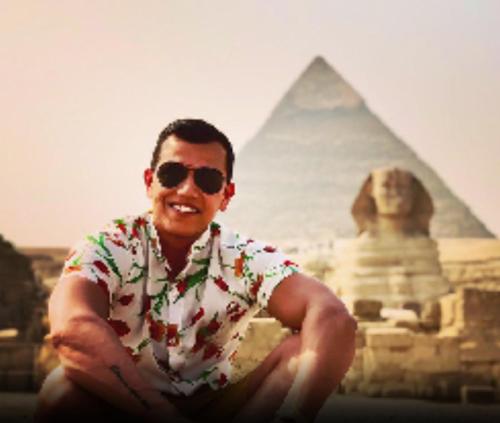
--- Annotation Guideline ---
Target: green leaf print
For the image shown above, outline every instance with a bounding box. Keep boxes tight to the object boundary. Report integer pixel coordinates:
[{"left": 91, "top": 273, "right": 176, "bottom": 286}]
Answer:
[
  {"left": 173, "top": 265, "right": 209, "bottom": 304},
  {"left": 96, "top": 250, "right": 123, "bottom": 284}
]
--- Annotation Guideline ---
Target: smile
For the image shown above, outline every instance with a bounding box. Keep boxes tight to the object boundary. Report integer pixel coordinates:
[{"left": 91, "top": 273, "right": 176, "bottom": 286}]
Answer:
[{"left": 168, "top": 202, "right": 200, "bottom": 214}]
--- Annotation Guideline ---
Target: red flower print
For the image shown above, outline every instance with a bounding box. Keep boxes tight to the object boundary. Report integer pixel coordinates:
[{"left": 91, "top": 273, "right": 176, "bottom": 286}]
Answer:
[
  {"left": 226, "top": 301, "right": 240, "bottom": 314},
  {"left": 283, "top": 259, "right": 297, "bottom": 267},
  {"left": 230, "top": 310, "right": 246, "bottom": 322},
  {"left": 218, "top": 373, "right": 228, "bottom": 387},
  {"left": 118, "top": 293, "right": 134, "bottom": 306},
  {"left": 135, "top": 217, "right": 146, "bottom": 227},
  {"left": 210, "top": 224, "right": 221, "bottom": 237},
  {"left": 250, "top": 274, "right": 263, "bottom": 298},
  {"left": 64, "top": 264, "right": 82, "bottom": 274},
  {"left": 214, "top": 277, "right": 229, "bottom": 292},
  {"left": 125, "top": 347, "right": 140, "bottom": 363},
  {"left": 263, "top": 246, "right": 276, "bottom": 253},
  {"left": 192, "top": 333, "right": 206, "bottom": 353},
  {"left": 96, "top": 278, "right": 110, "bottom": 301},
  {"left": 131, "top": 226, "right": 139, "bottom": 239},
  {"left": 203, "top": 343, "right": 222, "bottom": 360},
  {"left": 111, "top": 238, "right": 126, "bottom": 248},
  {"left": 176, "top": 279, "right": 188, "bottom": 295},
  {"left": 226, "top": 301, "right": 246, "bottom": 322},
  {"left": 117, "top": 223, "right": 127, "bottom": 235},
  {"left": 234, "top": 254, "right": 244, "bottom": 278},
  {"left": 166, "top": 324, "right": 179, "bottom": 347},
  {"left": 108, "top": 319, "right": 130, "bottom": 337},
  {"left": 93, "top": 260, "right": 109, "bottom": 275},
  {"left": 207, "top": 319, "right": 221, "bottom": 334},
  {"left": 191, "top": 307, "right": 205, "bottom": 325},
  {"left": 149, "top": 319, "right": 166, "bottom": 341}
]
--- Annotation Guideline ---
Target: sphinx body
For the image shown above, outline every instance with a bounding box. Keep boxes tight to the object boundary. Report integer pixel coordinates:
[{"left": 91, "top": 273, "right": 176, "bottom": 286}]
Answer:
[{"left": 333, "top": 167, "right": 450, "bottom": 308}]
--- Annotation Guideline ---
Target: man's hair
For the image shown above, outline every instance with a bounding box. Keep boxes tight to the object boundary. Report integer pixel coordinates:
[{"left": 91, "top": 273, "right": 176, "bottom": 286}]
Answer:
[{"left": 150, "top": 119, "right": 235, "bottom": 182}]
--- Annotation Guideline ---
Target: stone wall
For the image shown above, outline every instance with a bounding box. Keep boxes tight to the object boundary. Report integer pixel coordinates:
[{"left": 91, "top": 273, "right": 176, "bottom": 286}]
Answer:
[
  {"left": 437, "top": 239, "right": 500, "bottom": 290},
  {"left": 344, "top": 287, "right": 500, "bottom": 402},
  {"left": 0, "top": 339, "right": 39, "bottom": 391}
]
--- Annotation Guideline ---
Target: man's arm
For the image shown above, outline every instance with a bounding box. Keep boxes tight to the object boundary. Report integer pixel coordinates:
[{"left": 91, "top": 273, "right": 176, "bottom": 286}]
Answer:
[
  {"left": 48, "top": 276, "right": 187, "bottom": 421},
  {"left": 266, "top": 273, "right": 357, "bottom": 421}
]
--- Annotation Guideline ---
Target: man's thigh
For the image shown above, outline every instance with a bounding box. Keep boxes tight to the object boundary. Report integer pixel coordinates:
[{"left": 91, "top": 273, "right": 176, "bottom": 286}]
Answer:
[{"left": 36, "top": 366, "right": 132, "bottom": 422}]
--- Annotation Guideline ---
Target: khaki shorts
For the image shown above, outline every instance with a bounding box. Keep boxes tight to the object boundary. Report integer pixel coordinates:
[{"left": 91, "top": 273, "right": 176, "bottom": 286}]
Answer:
[{"left": 163, "top": 376, "right": 252, "bottom": 422}]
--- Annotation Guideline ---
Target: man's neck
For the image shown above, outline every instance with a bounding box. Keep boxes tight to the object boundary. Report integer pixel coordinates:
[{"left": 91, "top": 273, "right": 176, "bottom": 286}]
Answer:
[{"left": 158, "top": 234, "right": 195, "bottom": 279}]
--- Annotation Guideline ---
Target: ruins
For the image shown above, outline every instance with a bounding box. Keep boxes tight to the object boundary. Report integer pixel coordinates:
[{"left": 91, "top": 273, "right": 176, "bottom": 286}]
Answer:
[{"left": 0, "top": 236, "right": 49, "bottom": 391}]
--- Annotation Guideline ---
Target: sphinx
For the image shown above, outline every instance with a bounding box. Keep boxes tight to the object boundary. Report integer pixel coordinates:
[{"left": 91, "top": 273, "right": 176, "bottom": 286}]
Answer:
[{"left": 333, "top": 167, "right": 451, "bottom": 309}]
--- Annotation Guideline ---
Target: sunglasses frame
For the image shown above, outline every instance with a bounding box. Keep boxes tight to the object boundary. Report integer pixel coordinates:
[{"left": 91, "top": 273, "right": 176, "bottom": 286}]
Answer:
[{"left": 156, "top": 161, "right": 226, "bottom": 195}]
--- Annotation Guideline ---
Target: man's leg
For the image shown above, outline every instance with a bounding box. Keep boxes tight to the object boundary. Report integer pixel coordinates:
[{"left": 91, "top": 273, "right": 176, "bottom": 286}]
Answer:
[
  {"left": 35, "top": 366, "right": 128, "bottom": 422},
  {"left": 232, "top": 333, "right": 302, "bottom": 423}
]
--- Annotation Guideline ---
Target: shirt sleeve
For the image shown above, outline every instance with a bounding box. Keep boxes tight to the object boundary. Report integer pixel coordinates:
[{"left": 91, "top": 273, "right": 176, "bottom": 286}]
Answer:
[
  {"left": 241, "top": 240, "right": 300, "bottom": 310},
  {"left": 60, "top": 227, "right": 131, "bottom": 305}
]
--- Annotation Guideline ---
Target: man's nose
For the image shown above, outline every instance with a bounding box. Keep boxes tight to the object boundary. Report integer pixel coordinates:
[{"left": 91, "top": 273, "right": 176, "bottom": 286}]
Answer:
[{"left": 176, "top": 171, "right": 199, "bottom": 196}]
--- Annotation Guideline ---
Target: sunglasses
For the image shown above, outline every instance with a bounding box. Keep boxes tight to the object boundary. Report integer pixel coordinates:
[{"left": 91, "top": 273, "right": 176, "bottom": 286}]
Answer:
[{"left": 156, "top": 161, "right": 226, "bottom": 195}]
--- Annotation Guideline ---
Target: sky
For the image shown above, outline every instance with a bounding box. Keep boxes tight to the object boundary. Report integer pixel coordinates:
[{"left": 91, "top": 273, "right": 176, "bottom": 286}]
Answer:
[{"left": 1, "top": 0, "right": 499, "bottom": 247}]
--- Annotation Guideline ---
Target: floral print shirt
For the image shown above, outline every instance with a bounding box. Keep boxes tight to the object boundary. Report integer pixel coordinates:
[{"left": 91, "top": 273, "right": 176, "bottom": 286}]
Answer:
[{"left": 61, "top": 211, "right": 299, "bottom": 396}]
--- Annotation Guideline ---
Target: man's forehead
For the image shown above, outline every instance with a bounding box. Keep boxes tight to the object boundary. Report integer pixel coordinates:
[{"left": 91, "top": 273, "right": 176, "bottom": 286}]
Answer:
[{"left": 158, "top": 135, "right": 227, "bottom": 169}]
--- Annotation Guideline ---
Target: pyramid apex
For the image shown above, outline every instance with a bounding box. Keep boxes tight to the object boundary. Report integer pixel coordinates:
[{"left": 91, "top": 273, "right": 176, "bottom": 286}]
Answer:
[
  {"left": 279, "top": 56, "right": 364, "bottom": 112},
  {"left": 309, "top": 55, "right": 330, "bottom": 67}
]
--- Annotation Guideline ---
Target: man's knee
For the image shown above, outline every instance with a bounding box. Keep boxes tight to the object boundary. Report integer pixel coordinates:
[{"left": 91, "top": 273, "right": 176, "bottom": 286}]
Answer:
[
  {"left": 35, "top": 366, "right": 107, "bottom": 421},
  {"left": 278, "top": 333, "right": 301, "bottom": 358}
]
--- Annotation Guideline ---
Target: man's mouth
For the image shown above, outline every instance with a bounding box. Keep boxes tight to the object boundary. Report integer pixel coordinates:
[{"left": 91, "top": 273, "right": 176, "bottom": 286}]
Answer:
[{"left": 168, "top": 202, "right": 200, "bottom": 214}]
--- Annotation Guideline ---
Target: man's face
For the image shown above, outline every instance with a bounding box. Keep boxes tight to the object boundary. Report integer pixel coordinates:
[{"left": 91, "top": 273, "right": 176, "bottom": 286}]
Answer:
[
  {"left": 371, "top": 168, "right": 414, "bottom": 216},
  {"left": 145, "top": 135, "right": 234, "bottom": 244}
]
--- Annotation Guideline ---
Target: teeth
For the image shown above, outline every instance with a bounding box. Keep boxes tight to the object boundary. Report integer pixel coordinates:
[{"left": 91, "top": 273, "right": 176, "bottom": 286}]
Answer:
[{"left": 172, "top": 204, "right": 198, "bottom": 213}]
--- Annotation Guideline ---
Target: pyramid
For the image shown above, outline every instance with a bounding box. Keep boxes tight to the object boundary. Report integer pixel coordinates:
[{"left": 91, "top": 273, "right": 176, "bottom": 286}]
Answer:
[{"left": 222, "top": 56, "right": 493, "bottom": 243}]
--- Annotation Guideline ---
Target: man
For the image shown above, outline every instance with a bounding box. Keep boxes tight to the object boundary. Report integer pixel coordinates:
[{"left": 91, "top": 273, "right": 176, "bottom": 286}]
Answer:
[{"left": 36, "top": 119, "right": 356, "bottom": 423}]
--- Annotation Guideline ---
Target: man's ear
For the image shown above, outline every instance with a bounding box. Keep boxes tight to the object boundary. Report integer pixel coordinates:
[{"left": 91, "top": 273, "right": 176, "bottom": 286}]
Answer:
[
  {"left": 144, "top": 168, "right": 154, "bottom": 198},
  {"left": 219, "top": 182, "right": 235, "bottom": 212}
]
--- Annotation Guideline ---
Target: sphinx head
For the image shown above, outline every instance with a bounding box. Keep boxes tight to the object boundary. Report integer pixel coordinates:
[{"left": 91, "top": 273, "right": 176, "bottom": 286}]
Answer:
[{"left": 352, "top": 167, "right": 433, "bottom": 236}]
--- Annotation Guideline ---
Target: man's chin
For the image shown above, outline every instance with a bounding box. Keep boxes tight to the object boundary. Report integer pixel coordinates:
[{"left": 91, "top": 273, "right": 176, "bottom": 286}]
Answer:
[{"left": 159, "top": 224, "right": 205, "bottom": 242}]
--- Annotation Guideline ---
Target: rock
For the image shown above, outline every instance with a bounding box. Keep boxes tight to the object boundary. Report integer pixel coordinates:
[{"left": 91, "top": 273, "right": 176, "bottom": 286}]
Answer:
[
  {"left": 380, "top": 308, "right": 418, "bottom": 322},
  {"left": 365, "top": 327, "right": 414, "bottom": 349},
  {"left": 352, "top": 299, "right": 382, "bottom": 320},
  {"left": 420, "top": 300, "right": 441, "bottom": 331},
  {"left": 381, "top": 382, "right": 415, "bottom": 398},
  {"left": 402, "top": 301, "right": 422, "bottom": 316},
  {"left": 460, "top": 385, "right": 496, "bottom": 404}
]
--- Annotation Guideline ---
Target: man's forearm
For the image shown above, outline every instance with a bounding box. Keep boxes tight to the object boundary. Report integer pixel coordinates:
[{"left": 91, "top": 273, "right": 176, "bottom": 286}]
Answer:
[{"left": 50, "top": 313, "right": 179, "bottom": 419}]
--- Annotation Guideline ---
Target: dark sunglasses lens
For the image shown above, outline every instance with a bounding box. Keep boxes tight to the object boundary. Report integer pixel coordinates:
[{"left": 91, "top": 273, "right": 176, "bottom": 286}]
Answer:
[
  {"left": 157, "top": 162, "right": 188, "bottom": 188},
  {"left": 195, "top": 168, "right": 224, "bottom": 194}
]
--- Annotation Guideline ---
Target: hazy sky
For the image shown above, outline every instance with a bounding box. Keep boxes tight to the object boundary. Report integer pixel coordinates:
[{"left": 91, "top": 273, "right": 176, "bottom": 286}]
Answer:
[{"left": 1, "top": 0, "right": 499, "bottom": 247}]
